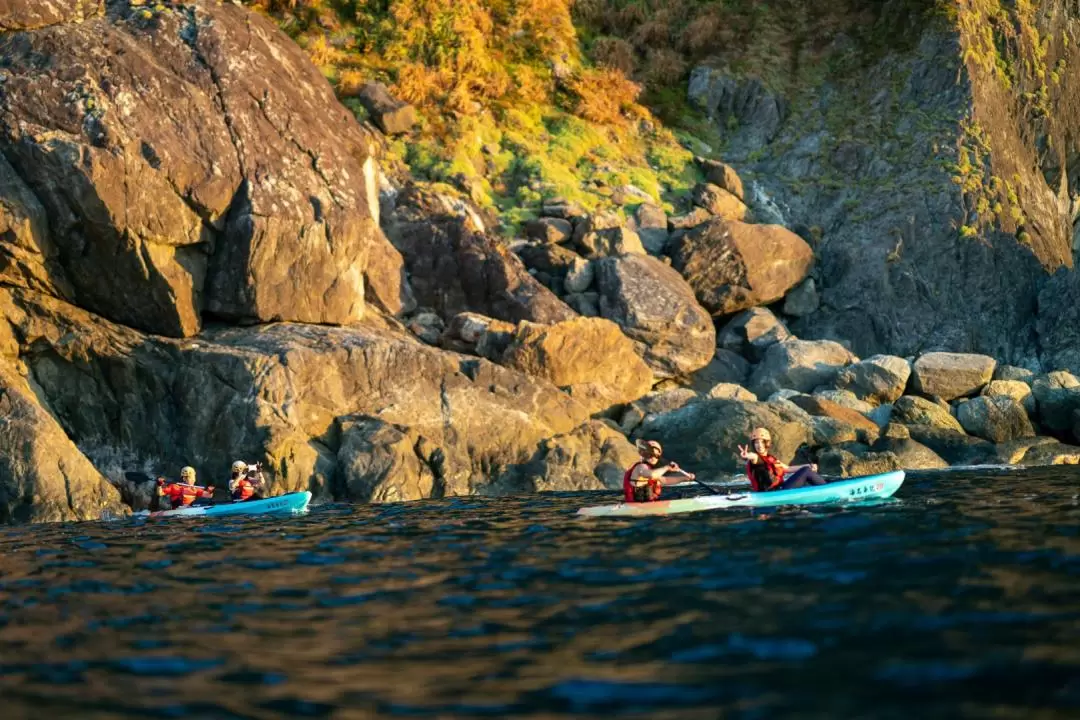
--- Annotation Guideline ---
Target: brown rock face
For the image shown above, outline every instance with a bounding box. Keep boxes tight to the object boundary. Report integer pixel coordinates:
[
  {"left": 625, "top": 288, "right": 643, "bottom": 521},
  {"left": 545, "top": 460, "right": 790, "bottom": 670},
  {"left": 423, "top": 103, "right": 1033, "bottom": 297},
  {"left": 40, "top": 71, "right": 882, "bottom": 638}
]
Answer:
[
  {"left": 671, "top": 218, "right": 814, "bottom": 315},
  {"left": 691, "top": 182, "right": 748, "bottom": 220},
  {"left": 637, "top": 397, "right": 810, "bottom": 474},
  {"left": 3, "top": 288, "right": 614, "bottom": 506},
  {"left": 595, "top": 254, "right": 716, "bottom": 379},
  {"left": 0, "top": 1, "right": 386, "bottom": 336},
  {"left": 695, "top": 158, "right": 745, "bottom": 200},
  {"left": 336, "top": 417, "right": 434, "bottom": 503},
  {"left": 356, "top": 82, "right": 417, "bottom": 135},
  {"left": 788, "top": 395, "right": 880, "bottom": 442},
  {"left": 912, "top": 352, "right": 996, "bottom": 401},
  {"left": 386, "top": 185, "right": 575, "bottom": 325},
  {"left": 499, "top": 318, "right": 653, "bottom": 415},
  {"left": 0, "top": 360, "right": 126, "bottom": 523},
  {"left": 0, "top": 0, "right": 101, "bottom": 30}
]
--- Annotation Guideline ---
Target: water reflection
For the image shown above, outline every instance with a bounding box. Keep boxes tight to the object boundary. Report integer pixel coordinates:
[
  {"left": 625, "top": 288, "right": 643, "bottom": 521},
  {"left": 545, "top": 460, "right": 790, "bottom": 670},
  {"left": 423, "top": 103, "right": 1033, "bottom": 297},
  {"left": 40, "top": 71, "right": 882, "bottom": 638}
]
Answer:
[{"left": 2, "top": 468, "right": 1080, "bottom": 718}]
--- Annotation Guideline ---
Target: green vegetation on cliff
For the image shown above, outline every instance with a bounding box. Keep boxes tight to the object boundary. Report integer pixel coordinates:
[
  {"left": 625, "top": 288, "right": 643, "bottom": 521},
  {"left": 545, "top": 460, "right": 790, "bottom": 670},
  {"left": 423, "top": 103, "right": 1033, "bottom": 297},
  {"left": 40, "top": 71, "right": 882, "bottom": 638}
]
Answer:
[{"left": 244, "top": 0, "right": 709, "bottom": 230}]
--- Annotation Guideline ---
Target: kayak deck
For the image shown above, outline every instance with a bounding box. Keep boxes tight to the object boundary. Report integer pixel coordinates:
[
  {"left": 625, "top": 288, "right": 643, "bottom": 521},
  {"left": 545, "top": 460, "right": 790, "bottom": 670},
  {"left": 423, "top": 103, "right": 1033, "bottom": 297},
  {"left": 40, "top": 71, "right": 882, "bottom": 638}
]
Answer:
[
  {"left": 137, "top": 491, "right": 312, "bottom": 519},
  {"left": 577, "top": 471, "right": 905, "bottom": 518}
]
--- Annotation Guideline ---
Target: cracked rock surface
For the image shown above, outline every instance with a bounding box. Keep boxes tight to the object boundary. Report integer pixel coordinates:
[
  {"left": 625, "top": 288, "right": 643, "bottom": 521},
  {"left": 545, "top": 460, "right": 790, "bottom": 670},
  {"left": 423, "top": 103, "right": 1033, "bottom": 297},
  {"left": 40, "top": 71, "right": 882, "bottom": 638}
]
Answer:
[{"left": 0, "top": 0, "right": 387, "bottom": 336}]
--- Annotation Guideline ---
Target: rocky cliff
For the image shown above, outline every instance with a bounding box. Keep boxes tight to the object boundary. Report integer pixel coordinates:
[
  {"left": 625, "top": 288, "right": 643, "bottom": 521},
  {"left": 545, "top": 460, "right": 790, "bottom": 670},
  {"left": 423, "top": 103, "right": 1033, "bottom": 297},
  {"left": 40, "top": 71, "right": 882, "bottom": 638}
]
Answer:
[
  {"left": 686, "top": 1, "right": 1080, "bottom": 366},
  {"left": 0, "top": 0, "right": 635, "bottom": 521},
  {"left": 5, "top": 0, "right": 1080, "bottom": 523}
]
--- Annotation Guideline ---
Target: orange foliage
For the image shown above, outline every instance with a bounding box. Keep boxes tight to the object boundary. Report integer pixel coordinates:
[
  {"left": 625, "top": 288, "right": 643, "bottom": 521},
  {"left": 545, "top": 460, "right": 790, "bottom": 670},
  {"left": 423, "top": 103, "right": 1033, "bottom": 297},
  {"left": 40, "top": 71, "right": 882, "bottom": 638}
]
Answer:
[{"left": 565, "top": 67, "right": 642, "bottom": 125}]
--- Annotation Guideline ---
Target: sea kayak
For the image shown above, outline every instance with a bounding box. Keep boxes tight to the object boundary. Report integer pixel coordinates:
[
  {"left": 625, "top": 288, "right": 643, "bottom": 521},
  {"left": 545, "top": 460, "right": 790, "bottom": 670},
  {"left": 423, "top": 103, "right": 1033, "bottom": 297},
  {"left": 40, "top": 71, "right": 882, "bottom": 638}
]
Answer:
[
  {"left": 137, "top": 491, "right": 312, "bottom": 519},
  {"left": 577, "top": 471, "right": 905, "bottom": 518}
]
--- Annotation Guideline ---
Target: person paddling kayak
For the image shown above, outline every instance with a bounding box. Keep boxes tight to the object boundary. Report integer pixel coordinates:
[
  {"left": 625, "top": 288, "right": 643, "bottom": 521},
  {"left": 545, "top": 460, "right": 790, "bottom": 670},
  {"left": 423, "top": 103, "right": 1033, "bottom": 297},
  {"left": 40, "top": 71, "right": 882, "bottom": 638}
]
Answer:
[
  {"left": 156, "top": 466, "right": 216, "bottom": 510},
  {"left": 228, "top": 460, "right": 265, "bottom": 502},
  {"left": 738, "top": 427, "right": 826, "bottom": 492},
  {"left": 623, "top": 440, "right": 693, "bottom": 503}
]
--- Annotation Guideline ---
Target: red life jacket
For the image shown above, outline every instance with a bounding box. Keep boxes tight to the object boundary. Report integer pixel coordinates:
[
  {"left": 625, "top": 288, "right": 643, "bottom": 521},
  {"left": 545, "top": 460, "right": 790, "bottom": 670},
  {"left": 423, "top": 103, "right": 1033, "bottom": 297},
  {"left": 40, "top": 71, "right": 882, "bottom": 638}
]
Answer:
[
  {"left": 746, "top": 454, "right": 785, "bottom": 492},
  {"left": 622, "top": 461, "right": 661, "bottom": 503},
  {"left": 231, "top": 478, "right": 257, "bottom": 502},
  {"left": 161, "top": 483, "right": 212, "bottom": 508}
]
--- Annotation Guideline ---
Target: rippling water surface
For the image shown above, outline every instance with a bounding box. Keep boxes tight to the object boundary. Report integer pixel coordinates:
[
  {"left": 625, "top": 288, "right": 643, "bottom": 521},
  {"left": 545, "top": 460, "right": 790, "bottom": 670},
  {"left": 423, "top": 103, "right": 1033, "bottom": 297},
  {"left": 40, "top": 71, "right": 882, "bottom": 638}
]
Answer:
[{"left": 3, "top": 469, "right": 1080, "bottom": 719}]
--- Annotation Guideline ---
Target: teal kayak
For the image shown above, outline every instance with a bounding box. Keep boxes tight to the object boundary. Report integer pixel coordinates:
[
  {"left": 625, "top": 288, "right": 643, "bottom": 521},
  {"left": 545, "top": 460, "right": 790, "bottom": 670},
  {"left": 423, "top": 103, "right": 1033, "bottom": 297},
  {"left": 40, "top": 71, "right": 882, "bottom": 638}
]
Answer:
[
  {"left": 138, "top": 491, "right": 312, "bottom": 519},
  {"left": 577, "top": 471, "right": 905, "bottom": 518}
]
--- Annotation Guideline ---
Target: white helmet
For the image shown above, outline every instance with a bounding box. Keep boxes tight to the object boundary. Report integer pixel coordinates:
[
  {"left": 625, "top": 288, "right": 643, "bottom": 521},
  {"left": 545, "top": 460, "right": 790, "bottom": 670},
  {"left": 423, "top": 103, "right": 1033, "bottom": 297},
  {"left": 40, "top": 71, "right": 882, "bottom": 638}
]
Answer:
[{"left": 231, "top": 460, "right": 247, "bottom": 474}]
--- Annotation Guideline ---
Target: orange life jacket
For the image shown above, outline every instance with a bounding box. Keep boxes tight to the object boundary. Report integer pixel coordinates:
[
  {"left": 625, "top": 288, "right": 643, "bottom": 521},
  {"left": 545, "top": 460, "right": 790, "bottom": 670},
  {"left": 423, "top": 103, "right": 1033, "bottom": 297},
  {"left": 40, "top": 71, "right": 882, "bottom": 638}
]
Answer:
[{"left": 161, "top": 483, "right": 212, "bottom": 509}]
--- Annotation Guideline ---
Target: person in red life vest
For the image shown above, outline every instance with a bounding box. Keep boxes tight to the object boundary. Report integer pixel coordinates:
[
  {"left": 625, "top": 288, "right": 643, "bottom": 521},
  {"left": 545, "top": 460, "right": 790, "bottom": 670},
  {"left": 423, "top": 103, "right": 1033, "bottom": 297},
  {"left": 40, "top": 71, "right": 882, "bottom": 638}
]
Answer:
[
  {"left": 156, "top": 466, "right": 215, "bottom": 509},
  {"left": 738, "top": 427, "right": 827, "bottom": 491},
  {"left": 622, "top": 439, "right": 693, "bottom": 503},
  {"left": 228, "top": 460, "right": 265, "bottom": 502}
]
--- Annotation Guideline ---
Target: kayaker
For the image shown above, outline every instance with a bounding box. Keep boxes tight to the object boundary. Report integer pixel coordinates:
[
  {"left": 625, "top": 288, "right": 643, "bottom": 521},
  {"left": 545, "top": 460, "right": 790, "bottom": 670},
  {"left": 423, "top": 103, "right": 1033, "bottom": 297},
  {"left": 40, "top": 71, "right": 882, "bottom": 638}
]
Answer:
[
  {"left": 623, "top": 439, "right": 692, "bottom": 503},
  {"left": 156, "top": 466, "right": 216, "bottom": 510},
  {"left": 738, "top": 427, "right": 827, "bottom": 491},
  {"left": 228, "top": 460, "right": 265, "bottom": 502}
]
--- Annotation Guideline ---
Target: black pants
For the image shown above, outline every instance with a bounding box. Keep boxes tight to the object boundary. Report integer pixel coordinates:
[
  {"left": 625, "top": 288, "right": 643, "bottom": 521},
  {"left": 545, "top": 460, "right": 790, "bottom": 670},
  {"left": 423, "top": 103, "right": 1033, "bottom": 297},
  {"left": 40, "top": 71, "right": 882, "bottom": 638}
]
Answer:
[
  {"left": 632, "top": 484, "right": 660, "bottom": 503},
  {"left": 780, "top": 467, "right": 828, "bottom": 489}
]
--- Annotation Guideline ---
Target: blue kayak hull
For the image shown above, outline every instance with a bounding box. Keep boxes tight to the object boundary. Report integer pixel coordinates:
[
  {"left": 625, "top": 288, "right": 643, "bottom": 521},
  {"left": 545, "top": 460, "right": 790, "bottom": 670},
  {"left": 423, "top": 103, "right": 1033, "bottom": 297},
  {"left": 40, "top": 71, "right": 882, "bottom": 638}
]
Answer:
[
  {"left": 138, "top": 491, "right": 312, "bottom": 519},
  {"left": 578, "top": 471, "right": 905, "bottom": 517}
]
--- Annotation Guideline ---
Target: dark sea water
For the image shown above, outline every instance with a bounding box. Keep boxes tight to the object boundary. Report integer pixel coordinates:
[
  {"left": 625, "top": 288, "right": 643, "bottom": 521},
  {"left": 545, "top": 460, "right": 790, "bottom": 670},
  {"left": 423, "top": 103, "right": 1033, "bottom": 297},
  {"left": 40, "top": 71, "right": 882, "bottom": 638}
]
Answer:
[{"left": 3, "top": 468, "right": 1080, "bottom": 720}]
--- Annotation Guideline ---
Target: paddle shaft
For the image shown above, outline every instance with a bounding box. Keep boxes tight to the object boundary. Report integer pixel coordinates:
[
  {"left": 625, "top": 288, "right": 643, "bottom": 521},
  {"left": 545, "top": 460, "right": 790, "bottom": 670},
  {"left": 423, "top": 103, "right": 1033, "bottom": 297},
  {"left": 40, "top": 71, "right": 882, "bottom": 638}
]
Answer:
[{"left": 663, "top": 466, "right": 716, "bottom": 494}]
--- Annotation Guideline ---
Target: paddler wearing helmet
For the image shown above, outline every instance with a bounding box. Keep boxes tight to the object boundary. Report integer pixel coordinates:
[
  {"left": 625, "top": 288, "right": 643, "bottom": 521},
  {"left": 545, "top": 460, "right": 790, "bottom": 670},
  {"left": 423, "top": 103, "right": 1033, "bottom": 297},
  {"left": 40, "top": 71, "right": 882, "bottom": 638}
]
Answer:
[
  {"left": 738, "top": 427, "right": 827, "bottom": 492},
  {"left": 622, "top": 439, "right": 693, "bottom": 503},
  {"left": 228, "top": 460, "right": 265, "bottom": 502},
  {"left": 156, "top": 466, "right": 216, "bottom": 510}
]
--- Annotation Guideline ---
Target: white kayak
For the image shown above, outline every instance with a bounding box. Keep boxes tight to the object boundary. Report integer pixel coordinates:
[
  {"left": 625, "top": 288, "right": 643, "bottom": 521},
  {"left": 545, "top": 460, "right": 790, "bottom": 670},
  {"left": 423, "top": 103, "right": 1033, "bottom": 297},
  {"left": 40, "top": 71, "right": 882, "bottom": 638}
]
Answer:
[
  {"left": 137, "top": 491, "right": 312, "bottom": 519},
  {"left": 577, "top": 471, "right": 905, "bottom": 518}
]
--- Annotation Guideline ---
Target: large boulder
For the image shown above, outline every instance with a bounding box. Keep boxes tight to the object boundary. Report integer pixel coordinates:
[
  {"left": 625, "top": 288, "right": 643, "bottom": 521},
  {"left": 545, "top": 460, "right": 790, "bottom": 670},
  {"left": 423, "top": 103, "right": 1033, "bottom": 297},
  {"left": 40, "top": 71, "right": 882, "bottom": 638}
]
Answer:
[
  {"left": 355, "top": 82, "right": 417, "bottom": 135},
  {"left": 749, "top": 339, "right": 856, "bottom": 398},
  {"left": 691, "top": 183, "right": 748, "bottom": 221},
  {"left": 499, "top": 318, "right": 653, "bottom": 415},
  {"left": 1, "top": 287, "right": 623, "bottom": 508},
  {"left": 636, "top": 398, "right": 810, "bottom": 475},
  {"left": 498, "top": 420, "right": 639, "bottom": 493},
  {"left": 525, "top": 217, "right": 574, "bottom": 245},
  {"left": 0, "top": 361, "right": 126, "bottom": 523},
  {"left": 685, "top": 349, "right": 750, "bottom": 392},
  {"left": 0, "top": 1, "right": 389, "bottom": 336},
  {"left": 872, "top": 436, "right": 949, "bottom": 470},
  {"left": 695, "top": 157, "right": 745, "bottom": 200},
  {"left": 832, "top": 355, "right": 911, "bottom": 405},
  {"left": 994, "top": 365, "right": 1035, "bottom": 384},
  {"left": 576, "top": 226, "right": 646, "bottom": 259},
  {"left": 993, "top": 436, "right": 1059, "bottom": 464},
  {"left": 1031, "top": 371, "right": 1080, "bottom": 436},
  {"left": 595, "top": 254, "right": 715, "bottom": 378},
  {"left": 335, "top": 417, "right": 434, "bottom": 503},
  {"left": 817, "top": 445, "right": 902, "bottom": 478},
  {"left": 630, "top": 204, "right": 669, "bottom": 255},
  {"left": 670, "top": 218, "right": 814, "bottom": 315},
  {"left": 386, "top": 184, "right": 576, "bottom": 325},
  {"left": 787, "top": 394, "right": 880, "bottom": 444},
  {"left": 891, "top": 395, "right": 964, "bottom": 433},
  {"left": 1019, "top": 442, "right": 1080, "bottom": 467},
  {"left": 911, "top": 352, "right": 996, "bottom": 401},
  {"left": 955, "top": 395, "right": 1035, "bottom": 443},
  {"left": 717, "top": 307, "right": 791, "bottom": 362},
  {"left": 905, "top": 426, "right": 995, "bottom": 466},
  {"left": 813, "top": 389, "right": 876, "bottom": 415},
  {"left": 981, "top": 380, "right": 1036, "bottom": 416},
  {"left": 364, "top": 236, "right": 417, "bottom": 317}
]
